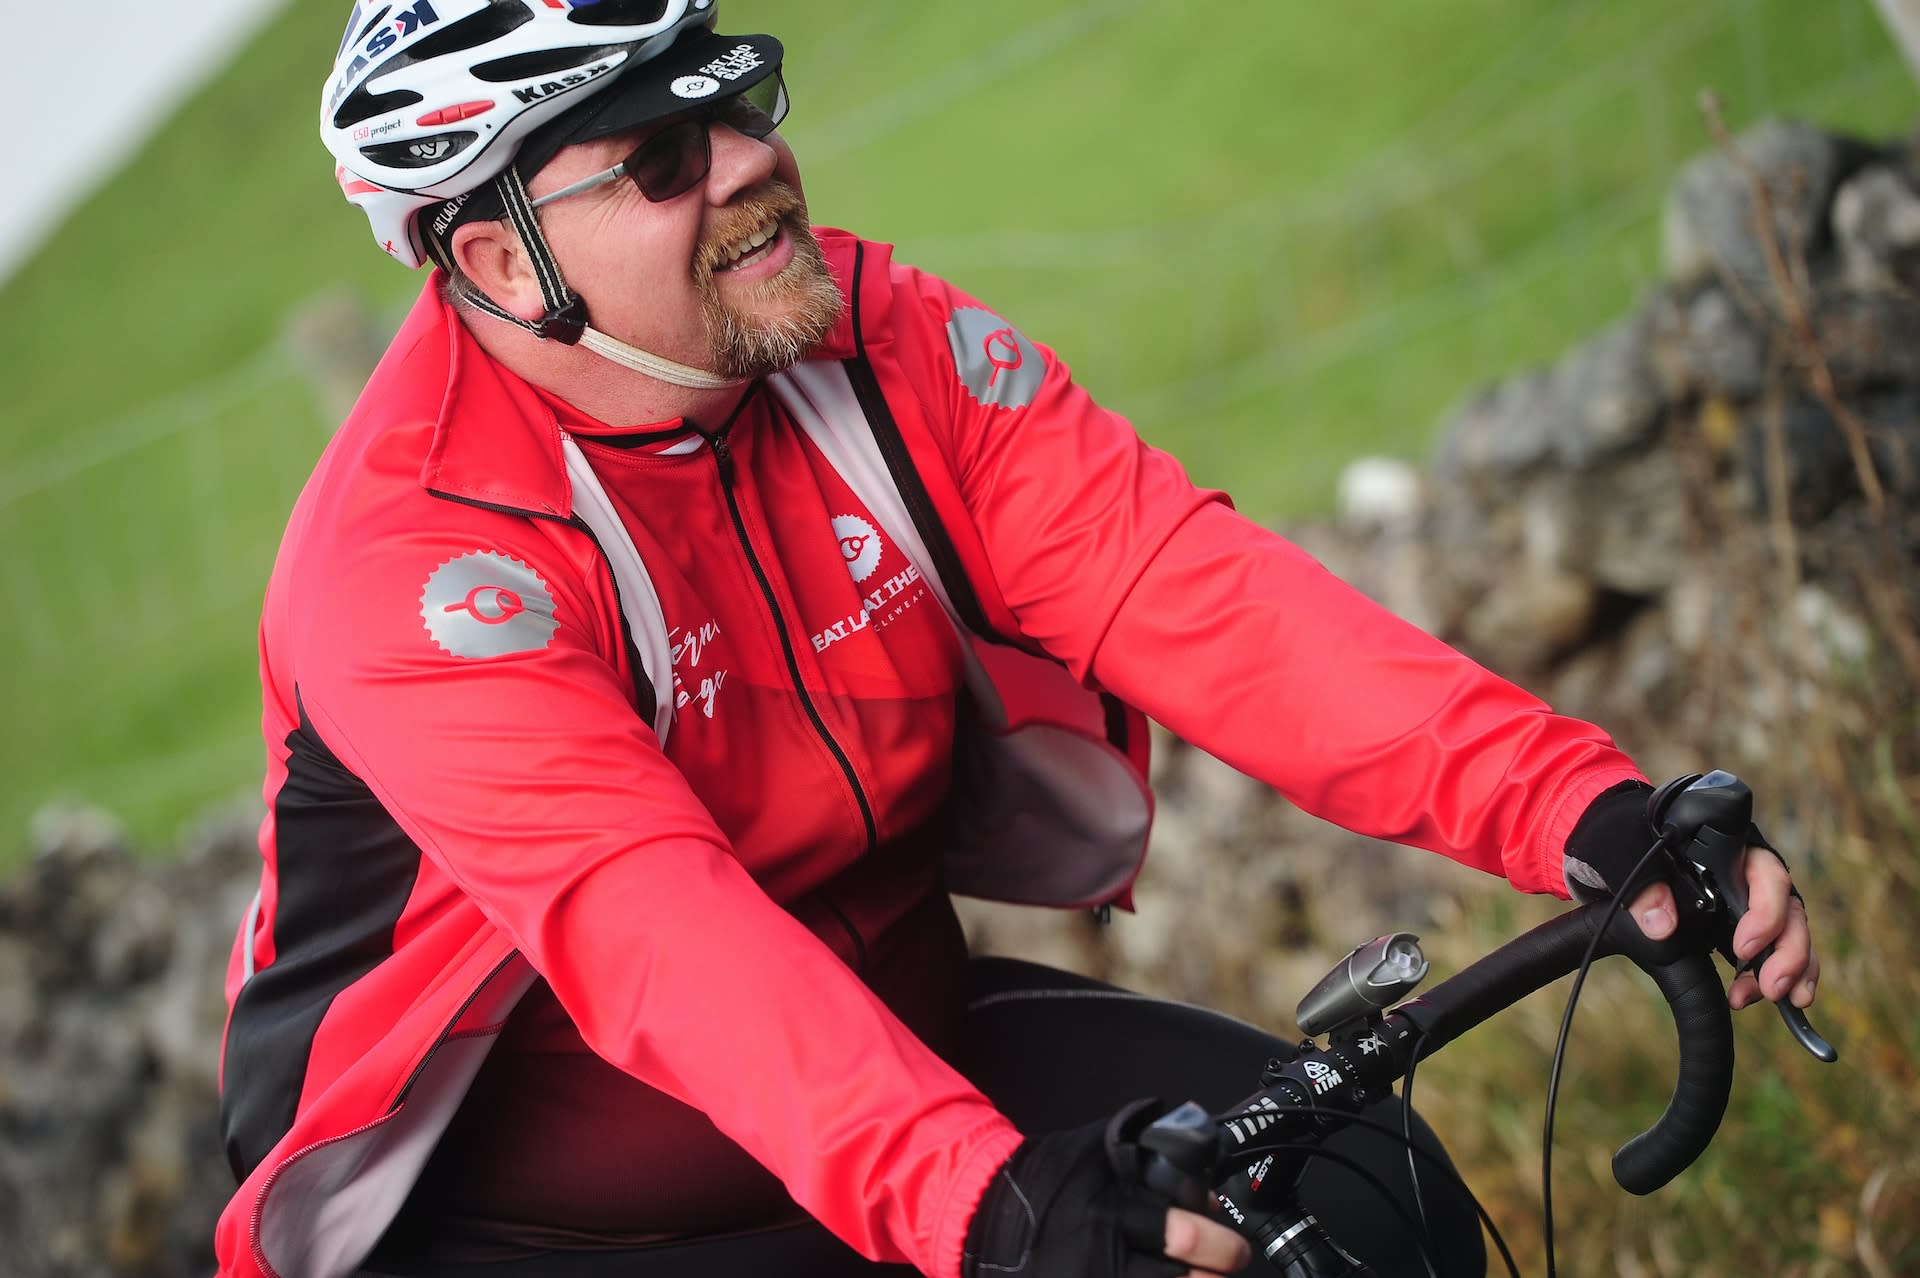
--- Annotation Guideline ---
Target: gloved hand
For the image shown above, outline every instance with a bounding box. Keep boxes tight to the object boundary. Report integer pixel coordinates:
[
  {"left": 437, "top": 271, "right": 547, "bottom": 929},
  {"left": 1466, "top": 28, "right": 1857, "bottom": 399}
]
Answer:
[
  {"left": 962, "top": 1098, "right": 1250, "bottom": 1278},
  {"left": 1562, "top": 777, "right": 1819, "bottom": 1011}
]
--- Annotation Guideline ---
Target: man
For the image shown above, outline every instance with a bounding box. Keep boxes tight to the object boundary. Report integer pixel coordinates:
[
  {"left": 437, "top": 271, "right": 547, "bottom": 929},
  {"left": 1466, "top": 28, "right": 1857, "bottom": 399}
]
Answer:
[{"left": 215, "top": 3, "right": 1819, "bottom": 1276}]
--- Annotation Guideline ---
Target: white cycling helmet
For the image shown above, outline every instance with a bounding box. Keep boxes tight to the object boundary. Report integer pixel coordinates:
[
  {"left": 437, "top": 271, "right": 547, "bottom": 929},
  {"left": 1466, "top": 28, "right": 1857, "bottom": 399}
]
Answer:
[{"left": 323, "top": 0, "right": 717, "bottom": 270}]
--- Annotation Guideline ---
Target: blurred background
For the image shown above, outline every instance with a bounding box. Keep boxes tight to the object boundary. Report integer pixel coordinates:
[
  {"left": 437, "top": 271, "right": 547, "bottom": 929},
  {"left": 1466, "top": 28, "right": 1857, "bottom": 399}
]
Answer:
[{"left": 2, "top": 1, "right": 1916, "bottom": 1275}]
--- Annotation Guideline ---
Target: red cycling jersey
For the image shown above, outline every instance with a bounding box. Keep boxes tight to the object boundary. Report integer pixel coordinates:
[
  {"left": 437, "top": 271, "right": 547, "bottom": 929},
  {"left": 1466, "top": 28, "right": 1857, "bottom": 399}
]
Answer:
[{"left": 215, "top": 231, "right": 1642, "bottom": 1278}]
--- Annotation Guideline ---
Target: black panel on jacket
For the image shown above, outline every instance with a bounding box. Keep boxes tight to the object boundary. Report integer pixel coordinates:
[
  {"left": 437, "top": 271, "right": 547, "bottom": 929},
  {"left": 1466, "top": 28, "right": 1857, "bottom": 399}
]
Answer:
[{"left": 220, "top": 691, "right": 423, "bottom": 1180}]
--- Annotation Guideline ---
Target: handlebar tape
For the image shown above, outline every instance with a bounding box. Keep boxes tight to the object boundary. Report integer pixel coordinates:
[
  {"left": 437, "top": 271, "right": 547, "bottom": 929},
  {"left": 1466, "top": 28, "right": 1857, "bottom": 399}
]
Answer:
[
  {"left": 1394, "top": 904, "right": 1733, "bottom": 1195},
  {"left": 1611, "top": 947, "right": 1734, "bottom": 1193}
]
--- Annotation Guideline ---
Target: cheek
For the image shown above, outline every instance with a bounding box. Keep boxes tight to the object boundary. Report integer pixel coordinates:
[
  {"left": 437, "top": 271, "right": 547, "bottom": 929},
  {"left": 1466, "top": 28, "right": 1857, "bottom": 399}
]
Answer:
[
  {"left": 768, "top": 138, "right": 805, "bottom": 195},
  {"left": 577, "top": 209, "right": 700, "bottom": 294}
]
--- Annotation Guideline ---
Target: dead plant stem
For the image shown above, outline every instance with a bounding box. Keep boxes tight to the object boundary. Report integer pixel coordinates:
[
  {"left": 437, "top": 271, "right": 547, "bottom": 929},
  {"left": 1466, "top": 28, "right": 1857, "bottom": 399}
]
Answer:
[{"left": 1697, "top": 92, "right": 1888, "bottom": 516}]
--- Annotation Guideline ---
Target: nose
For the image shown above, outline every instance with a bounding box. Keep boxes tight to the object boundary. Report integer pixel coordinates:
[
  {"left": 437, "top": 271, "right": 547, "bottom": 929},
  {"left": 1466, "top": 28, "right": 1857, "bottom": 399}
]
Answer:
[{"left": 704, "top": 122, "right": 780, "bottom": 204}]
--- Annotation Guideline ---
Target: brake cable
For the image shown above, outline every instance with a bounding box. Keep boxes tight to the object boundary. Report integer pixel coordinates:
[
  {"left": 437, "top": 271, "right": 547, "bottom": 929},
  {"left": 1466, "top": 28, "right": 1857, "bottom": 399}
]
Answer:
[
  {"left": 1401, "top": 1027, "right": 1431, "bottom": 1242},
  {"left": 1541, "top": 832, "right": 1677, "bottom": 1278}
]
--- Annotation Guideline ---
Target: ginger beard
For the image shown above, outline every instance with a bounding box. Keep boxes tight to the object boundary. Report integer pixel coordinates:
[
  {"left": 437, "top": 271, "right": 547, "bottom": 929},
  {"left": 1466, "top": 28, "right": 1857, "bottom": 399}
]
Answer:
[{"left": 694, "top": 181, "right": 842, "bottom": 381}]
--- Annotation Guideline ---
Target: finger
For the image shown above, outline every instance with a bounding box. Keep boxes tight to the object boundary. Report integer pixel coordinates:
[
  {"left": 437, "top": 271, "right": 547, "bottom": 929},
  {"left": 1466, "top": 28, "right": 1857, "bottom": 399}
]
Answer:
[
  {"left": 1728, "top": 968, "right": 1763, "bottom": 1010},
  {"left": 1790, "top": 945, "right": 1822, "bottom": 1008},
  {"left": 1626, "top": 880, "right": 1677, "bottom": 939},
  {"left": 1164, "top": 1207, "right": 1251, "bottom": 1274},
  {"left": 1754, "top": 892, "right": 1814, "bottom": 1001},
  {"left": 1731, "top": 846, "right": 1792, "bottom": 962}
]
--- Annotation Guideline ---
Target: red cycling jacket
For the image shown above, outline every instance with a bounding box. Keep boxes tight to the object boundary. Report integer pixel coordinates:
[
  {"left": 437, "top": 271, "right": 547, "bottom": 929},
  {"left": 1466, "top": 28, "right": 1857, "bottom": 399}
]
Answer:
[{"left": 215, "top": 230, "right": 1643, "bottom": 1278}]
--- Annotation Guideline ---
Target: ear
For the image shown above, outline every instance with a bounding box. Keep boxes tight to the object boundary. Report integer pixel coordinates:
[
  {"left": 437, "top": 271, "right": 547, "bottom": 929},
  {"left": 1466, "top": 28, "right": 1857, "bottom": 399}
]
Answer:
[{"left": 450, "top": 219, "right": 546, "bottom": 324}]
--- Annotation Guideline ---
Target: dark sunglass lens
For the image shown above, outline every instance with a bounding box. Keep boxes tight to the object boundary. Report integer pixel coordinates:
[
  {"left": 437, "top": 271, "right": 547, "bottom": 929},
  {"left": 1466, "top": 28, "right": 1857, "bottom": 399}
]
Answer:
[
  {"left": 623, "top": 120, "right": 710, "bottom": 201},
  {"left": 743, "top": 72, "right": 789, "bottom": 136},
  {"left": 713, "top": 72, "right": 789, "bottom": 141}
]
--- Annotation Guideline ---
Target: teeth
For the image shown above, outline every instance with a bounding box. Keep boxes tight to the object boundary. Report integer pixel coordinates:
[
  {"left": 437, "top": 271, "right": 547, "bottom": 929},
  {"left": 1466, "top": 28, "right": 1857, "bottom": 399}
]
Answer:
[{"left": 717, "top": 219, "right": 779, "bottom": 269}]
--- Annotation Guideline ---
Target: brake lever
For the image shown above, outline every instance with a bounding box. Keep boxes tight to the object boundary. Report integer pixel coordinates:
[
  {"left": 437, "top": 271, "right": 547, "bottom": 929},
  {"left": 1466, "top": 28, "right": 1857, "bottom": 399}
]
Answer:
[
  {"left": 1649, "top": 772, "right": 1837, "bottom": 1062},
  {"left": 1137, "top": 1101, "right": 1217, "bottom": 1212}
]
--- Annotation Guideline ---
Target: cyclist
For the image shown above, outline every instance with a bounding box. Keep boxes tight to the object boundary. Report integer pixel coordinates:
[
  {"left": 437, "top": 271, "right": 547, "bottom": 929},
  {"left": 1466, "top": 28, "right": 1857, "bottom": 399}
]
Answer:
[{"left": 215, "top": 4, "right": 1820, "bottom": 1276}]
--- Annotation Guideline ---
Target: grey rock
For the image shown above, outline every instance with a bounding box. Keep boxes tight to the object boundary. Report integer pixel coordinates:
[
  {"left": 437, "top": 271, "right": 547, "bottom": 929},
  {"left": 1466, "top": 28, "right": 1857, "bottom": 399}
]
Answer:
[
  {"left": 1739, "top": 395, "right": 1867, "bottom": 525},
  {"left": 1647, "top": 284, "right": 1769, "bottom": 402},
  {"left": 1460, "top": 562, "right": 1598, "bottom": 674},
  {"left": 1832, "top": 165, "right": 1920, "bottom": 292},
  {"left": 1432, "top": 371, "right": 1559, "bottom": 480},
  {"left": 1547, "top": 313, "right": 1666, "bottom": 466},
  {"left": 1581, "top": 451, "right": 1695, "bottom": 596},
  {"left": 1435, "top": 315, "right": 1662, "bottom": 486},
  {"left": 1863, "top": 390, "right": 1920, "bottom": 497},
  {"left": 1661, "top": 118, "right": 1855, "bottom": 294},
  {"left": 1812, "top": 287, "right": 1920, "bottom": 391},
  {"left": 1795, "top": 584, "right": 1874, "bottom": 672}
]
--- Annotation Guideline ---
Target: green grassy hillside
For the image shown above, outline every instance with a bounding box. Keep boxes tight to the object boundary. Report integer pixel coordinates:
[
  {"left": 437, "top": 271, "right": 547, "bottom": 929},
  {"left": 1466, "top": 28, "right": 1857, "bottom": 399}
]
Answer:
[{"left": 1, "top": 0, "right": 1914, "bottom": 851}]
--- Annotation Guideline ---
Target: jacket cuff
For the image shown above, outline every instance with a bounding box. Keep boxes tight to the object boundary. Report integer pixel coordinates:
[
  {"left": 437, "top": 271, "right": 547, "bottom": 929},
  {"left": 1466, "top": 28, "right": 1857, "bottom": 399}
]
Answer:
[
  {"left": 935, "top": 1123, "right": 1026, "bottom": 1278},
  {"left": 1530, "top": 766, "right": 1649, "bottom": 897}
]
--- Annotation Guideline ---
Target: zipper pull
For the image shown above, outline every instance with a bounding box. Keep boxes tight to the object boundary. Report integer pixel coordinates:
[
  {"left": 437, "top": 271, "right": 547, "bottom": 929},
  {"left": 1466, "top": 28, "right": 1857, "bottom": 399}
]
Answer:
[{"left": 708, "top": 427, "right": 735, "bottom": 484}]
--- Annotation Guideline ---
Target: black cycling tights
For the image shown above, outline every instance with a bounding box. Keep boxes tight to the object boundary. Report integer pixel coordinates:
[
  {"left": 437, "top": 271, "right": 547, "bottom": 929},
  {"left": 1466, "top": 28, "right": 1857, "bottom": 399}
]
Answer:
[{"left": 364, "top": 958, "right": 1487, "bottom": 1277}]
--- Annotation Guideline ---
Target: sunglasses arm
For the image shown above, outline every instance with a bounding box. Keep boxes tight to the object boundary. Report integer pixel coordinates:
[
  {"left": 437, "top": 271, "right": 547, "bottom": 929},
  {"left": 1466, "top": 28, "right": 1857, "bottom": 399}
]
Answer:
[{"left": 527, "top": 163, "right": 626, "bottom": 211}]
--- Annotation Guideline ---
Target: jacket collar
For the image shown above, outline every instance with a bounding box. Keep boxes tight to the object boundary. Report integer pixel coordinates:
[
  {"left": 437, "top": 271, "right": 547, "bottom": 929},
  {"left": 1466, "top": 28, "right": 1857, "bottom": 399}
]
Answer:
[
  {"left": 413, "top": 278, "right": 575, "bottom": 520},
  {"left": 406, "top": 232, "right": 877, "bottom": 517}
]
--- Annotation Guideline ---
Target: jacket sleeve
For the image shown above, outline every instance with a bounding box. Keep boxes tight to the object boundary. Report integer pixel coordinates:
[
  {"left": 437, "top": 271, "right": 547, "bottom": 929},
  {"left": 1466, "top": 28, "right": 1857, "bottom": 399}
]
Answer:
[
  {"left": 892, "top": 265, "right": 1643, "bottom": 896},
  {"left": 288, "top": 509, "right": 1019, "bottom": 1278}
]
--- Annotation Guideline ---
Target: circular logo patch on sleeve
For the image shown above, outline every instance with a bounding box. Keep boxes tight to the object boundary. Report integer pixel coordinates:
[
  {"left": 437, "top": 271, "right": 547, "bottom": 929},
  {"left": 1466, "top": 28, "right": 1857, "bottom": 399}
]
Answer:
[
  {"left": 946, "top": 307, "right": 1045, "bottom": 410},
  {"left": 420, "top": 551, "right": 559, "bottom": 658}
]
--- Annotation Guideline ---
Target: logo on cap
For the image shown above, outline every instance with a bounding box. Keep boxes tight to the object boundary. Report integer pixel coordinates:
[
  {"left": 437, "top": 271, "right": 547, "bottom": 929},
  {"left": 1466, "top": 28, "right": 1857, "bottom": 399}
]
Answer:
[
  {"left": 946, "top": 307, "right": 1044, "bottom": 410},
  {"left": 420, "top": 550, "right": 559, "bottom": 658},
  {"left": 832, "top": 515, "right": 883, "bottom": 583},
  {"left": 431, "top": 192, "right": 471, "bottom": 237},
  {"left": 671, "top": 75, "right": 721, "bottom": 99}
]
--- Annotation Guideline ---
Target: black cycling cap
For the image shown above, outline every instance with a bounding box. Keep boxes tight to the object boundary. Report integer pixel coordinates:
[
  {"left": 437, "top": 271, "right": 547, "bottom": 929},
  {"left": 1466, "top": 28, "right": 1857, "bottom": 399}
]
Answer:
[{"left": 425, "top": 28, "right": 782, "bottom": 259}]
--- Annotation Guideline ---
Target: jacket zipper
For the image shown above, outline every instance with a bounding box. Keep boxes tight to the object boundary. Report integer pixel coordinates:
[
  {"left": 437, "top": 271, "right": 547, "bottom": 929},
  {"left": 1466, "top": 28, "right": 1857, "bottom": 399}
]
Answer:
[{"left": 707, "top": 426, "right": 880, "bottom": 865}]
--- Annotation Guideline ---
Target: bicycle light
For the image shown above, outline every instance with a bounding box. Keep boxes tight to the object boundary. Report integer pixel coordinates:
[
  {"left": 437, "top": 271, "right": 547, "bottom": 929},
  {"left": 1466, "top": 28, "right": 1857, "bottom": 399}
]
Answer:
[{"left": 1296, "top": 933, "right": 1429, "bottom": 1037}]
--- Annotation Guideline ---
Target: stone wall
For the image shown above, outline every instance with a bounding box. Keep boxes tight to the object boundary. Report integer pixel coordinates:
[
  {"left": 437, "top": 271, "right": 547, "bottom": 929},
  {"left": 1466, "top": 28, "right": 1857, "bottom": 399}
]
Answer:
[{"left": 0, "top": 809, "right": 253, "bottom": 1278}]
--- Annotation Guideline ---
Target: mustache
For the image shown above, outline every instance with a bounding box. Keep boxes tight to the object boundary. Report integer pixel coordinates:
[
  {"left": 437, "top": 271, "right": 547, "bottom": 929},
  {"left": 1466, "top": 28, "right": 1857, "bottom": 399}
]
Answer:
[{"left": 695, "top": 181, "right": 810, "bottom": 277}]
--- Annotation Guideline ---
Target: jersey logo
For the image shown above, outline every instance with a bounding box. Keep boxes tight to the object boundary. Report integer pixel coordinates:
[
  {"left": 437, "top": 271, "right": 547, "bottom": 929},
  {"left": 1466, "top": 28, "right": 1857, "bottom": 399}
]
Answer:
[
  {"left": 420, "top": 551, "right": 559, "bottom": 658},
  {"left": 832, "top": 514, "right": 883, "bottom": 583},
  {"left": 946, "top": 306, "right": 1044, "bottom": 410}
]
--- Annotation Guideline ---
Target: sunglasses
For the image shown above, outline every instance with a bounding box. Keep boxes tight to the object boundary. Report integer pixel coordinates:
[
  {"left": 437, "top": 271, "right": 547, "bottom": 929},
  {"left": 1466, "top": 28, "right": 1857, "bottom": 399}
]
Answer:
[{"left": 529, "top": 71, "right": 790, "bottom": 210}]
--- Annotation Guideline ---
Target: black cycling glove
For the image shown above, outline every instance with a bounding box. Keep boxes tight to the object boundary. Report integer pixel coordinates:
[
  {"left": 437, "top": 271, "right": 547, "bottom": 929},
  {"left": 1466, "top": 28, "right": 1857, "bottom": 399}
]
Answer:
[
  {"left": 1562, "top": 776, "right": 1790, "bottom": 902},
  {"left": 962, "top": 1099, "right": 1191, "bottom": 1278}
]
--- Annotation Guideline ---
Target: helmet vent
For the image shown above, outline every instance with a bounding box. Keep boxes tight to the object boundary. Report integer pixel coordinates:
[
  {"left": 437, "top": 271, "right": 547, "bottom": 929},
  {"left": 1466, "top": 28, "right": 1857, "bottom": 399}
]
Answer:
[
  {"left": 351, "top": 6, "right": 394, "bottom": 51},
  {"left": 407, "top": 2, "right": 533, "bottom": 61},
  {"left": 362, "top": 132, "right": 479, "bottom": 169},
  {"left": 567, "top": 0, "right": 672, "bottom": 28},
  {"left": 473, "top": 45, "right": 626, "bottom": 83},
  {"left": 333, "top": 86, "right": 426, "bottom": 131}
]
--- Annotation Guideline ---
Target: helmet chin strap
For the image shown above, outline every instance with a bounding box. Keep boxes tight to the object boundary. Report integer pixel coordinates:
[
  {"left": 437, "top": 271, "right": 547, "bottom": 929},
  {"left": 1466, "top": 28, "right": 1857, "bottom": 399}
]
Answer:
[
  {"left": 464, "top": 166, "right": 746, "bottom": 392},
  {"left": 576, "top": 325, "right": 744, "bottom": 390}
]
